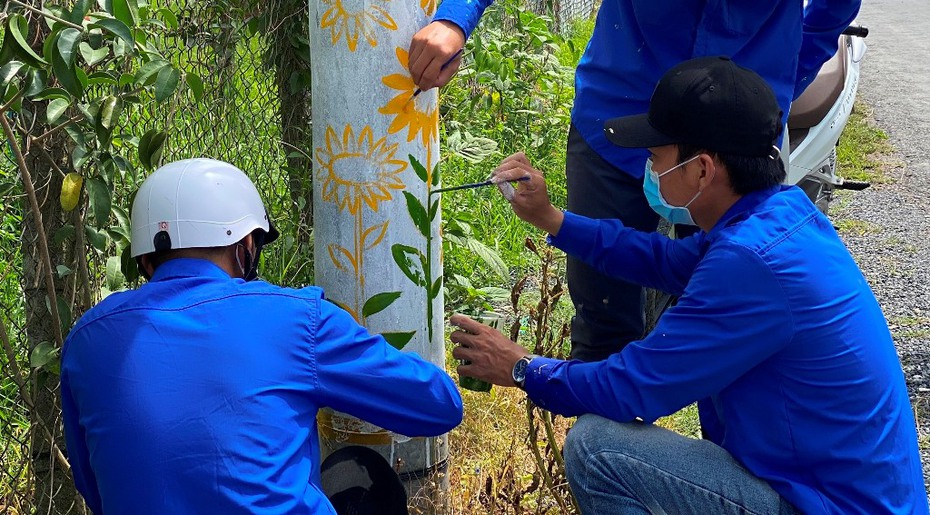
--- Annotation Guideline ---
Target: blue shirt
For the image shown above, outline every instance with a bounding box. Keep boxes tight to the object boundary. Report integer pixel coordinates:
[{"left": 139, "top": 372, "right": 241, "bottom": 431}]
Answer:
[
  {"left": 526, "top": 186, "right": 927, "bottom": 513},
  {"left": 60, "top": 259, "right": 463, "bottom": 514},
  {"left": 435, "top": 0, "right": 861, "bottom": 177}
]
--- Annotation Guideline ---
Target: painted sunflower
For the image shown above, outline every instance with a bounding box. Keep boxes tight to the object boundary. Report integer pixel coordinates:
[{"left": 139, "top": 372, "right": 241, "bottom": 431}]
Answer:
[
  {"left": 379, "top": 47, "right": 439, "bottom": 148},
  {"left": 315, "top": 124, "right": 407, "bottom": 215},
  {"left": 320, "top": 0, "right": 398, "bottom": 52}
]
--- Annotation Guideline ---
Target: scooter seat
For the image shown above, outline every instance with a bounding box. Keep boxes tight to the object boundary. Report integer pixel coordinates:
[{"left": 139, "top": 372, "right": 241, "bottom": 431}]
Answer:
[{"left": 788, "top": 36, "right": 848, "bottom": 130}]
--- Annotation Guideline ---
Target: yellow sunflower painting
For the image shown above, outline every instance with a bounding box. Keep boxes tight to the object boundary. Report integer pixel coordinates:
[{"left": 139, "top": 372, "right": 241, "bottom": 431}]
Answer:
[
  {"left": 421, "top": 0, "right": 437, "bottom": 16},
  {"left": 379, "top": 47, "right": 440, "bottom": 152},
  {"left": 320, "top": 0, "right": 398, "bottom": 52},
  {"left": 315, "top": 124, "right": 407, "bottom": 216}
]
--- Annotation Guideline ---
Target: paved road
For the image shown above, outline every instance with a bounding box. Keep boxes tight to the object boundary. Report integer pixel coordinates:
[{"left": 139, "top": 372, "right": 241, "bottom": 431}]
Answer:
[{"left": 834, "top": 0, "right": 930, "bottom": 492}]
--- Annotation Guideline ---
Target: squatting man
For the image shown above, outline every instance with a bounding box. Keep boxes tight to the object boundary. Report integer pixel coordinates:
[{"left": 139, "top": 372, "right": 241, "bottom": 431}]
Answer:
[{"left": 451, "top": 56, "right": 927, "bottom": 514}]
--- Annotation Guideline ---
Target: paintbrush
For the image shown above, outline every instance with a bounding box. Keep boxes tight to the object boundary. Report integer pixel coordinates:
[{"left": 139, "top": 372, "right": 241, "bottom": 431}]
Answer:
[
  {"left": 429, "top": 176, "right": 529, "bottom": 196},
  {"left": 412, "top": 48, "right": 465, "bottom": 98}
]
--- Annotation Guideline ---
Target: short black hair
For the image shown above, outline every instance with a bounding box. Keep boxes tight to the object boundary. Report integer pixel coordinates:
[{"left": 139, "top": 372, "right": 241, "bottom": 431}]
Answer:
[{"left": 678, "top": 144, "right": 785, "bottom": 195}]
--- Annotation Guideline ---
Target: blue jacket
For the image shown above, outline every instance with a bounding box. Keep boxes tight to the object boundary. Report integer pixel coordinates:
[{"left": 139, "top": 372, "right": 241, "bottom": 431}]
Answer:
[
  {"left": 435, "top": 0, "right": 861, "bottom": 177},
  {"left": 61, "top": 259, "right": 463, "bottom": 514},
  {"left": 527, "top": 186, "right": 927, "bottom": 513}
]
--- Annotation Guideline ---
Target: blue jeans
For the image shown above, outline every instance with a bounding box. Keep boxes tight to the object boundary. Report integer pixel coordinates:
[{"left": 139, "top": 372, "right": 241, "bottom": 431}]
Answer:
[{"left": 564, "top": 415, "right": 799, "bottom": 515}]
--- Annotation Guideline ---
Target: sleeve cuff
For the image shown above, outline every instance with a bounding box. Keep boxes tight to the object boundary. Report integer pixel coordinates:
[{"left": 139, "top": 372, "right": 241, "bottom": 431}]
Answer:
[
  {"left": 546, "top": 210, "right": 597, "bottom": 256},
  {"left": 522, "top": 356, "right": 564, "bottom": 410}
]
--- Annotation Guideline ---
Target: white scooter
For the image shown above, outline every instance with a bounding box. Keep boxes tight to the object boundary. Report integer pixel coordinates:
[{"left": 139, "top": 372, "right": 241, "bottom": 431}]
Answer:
[
  {"left": 646, "top": 23, "right": 870, "bottom": 330},
  {"left": 786, "top": 23, "right": 870, "bottom": 213}
]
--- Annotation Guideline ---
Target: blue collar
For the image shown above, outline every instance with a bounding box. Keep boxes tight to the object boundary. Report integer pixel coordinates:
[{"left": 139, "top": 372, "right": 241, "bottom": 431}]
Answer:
[
  {"left": 150, "top": 258, "right": 233, "bottom": 282},
  {"left": 705, "top": 185, "right": 784, "bottom": 242}
]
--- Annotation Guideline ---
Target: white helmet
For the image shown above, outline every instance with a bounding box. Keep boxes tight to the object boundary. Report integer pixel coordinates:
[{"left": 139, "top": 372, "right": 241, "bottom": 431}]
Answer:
[{"left": 130, "top": 158, "right": 278, "bottom": 258}]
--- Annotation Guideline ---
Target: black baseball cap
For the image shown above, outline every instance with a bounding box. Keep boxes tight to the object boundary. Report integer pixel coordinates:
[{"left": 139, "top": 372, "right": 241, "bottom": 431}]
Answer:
[{"left": 604, "top": 56, "right": 783, "bottom": 157}]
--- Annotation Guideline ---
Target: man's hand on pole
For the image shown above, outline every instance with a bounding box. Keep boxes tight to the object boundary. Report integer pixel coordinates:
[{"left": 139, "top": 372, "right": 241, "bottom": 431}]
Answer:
[
  {"left": 492, "top": 152, "right": 565, "bottom": 236},
  {"left": 409, "top": 21, "right": 465, "bottom": 91}
]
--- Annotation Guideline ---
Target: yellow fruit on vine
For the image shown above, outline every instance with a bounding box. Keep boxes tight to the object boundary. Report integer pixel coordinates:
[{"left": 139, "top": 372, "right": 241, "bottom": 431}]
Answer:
[{"left": 60, "top": 173, "right": 83, "bottom": 212}]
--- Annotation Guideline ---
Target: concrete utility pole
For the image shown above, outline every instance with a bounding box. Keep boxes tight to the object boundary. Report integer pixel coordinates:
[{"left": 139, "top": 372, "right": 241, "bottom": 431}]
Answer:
[{"left": 309, "top": 0, "right": 446, "bottom": 511}]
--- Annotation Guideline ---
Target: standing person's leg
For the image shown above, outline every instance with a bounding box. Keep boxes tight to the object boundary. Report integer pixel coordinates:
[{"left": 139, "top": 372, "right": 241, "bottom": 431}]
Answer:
[
  {"left": 563, "top": 415, "right": 799, "bottom": 515},
  {"left": 565, "top": 125, "right": 660, "bottom": 362}
]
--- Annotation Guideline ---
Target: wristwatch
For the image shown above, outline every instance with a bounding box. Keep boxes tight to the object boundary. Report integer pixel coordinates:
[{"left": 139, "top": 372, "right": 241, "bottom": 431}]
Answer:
[{"left": 512, "top": 354, "right": 539, "bottom": 390}]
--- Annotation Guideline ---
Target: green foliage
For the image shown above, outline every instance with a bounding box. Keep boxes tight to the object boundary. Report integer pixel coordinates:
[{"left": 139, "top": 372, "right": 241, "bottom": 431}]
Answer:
[
  {"left": 1, "top": 0, "right": 200, "bottom": 309},
  {"left": 440, "top": 1, "right": 591, "bottom": 313}
]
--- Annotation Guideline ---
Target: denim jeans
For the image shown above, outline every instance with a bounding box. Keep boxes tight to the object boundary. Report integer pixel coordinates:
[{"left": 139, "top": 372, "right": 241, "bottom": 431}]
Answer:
[
  {"left": 564, "top": 415, "right": 799, "bottom": 515},
  {"left": 565, "top": 126, "right": 660, "bottom": 362}
]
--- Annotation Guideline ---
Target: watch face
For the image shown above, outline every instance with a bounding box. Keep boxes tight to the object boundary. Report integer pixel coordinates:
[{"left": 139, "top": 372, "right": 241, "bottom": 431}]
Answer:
[{"left": 513, "top": 357, "right": 529, "bottom": 384}]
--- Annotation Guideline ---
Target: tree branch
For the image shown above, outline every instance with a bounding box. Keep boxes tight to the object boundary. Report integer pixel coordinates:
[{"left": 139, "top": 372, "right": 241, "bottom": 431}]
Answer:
[
  {"left": 0, "top": 107, "right": 64, "bottom": 348},
  {"left": 9, "top": 0, "right": 84, "bottom": 30}
]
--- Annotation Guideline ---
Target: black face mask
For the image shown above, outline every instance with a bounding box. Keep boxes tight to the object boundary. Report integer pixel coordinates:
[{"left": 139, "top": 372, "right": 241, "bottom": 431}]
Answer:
[{"left": 240, "top": 231, "right": 267, "bottom": 281}]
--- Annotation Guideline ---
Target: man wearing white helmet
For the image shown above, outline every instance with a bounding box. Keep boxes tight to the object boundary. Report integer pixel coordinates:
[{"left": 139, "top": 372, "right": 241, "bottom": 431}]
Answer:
[{"left": 59, "top": 158, "right": 463, "bottom": 514}]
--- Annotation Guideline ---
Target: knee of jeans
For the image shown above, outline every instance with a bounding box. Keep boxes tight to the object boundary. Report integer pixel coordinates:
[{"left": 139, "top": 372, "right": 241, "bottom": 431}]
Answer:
[{"left": 563, "top": 415, "right": 602, "bottom": 474}]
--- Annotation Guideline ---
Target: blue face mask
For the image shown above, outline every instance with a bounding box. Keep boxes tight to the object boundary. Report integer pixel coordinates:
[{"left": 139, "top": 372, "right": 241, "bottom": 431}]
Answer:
[{"left": 643, "top": 155, "right": 701, "bottom": 226}]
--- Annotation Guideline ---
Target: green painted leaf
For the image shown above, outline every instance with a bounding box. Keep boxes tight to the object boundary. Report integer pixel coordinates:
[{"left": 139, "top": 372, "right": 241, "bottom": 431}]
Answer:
[
  {"left": 0, "top": 61, "right": 24, "bottom": 87},
  {"left": 185, "top": 72, "right": 204, "bottom": 102},
  {"left": 79, "top": 42, "right": 110, "bottom": 66},
  {"left": 431, "top": 163, "right": 440, "bottom": 186},
  {"left": 30, "top": 341, "right": 60, "bottom": 372},
  {"left": 430, "top": 276, "right": 443, "bottom": 300},
  {"left": 403, "top": 191, "right": 429, "bottom": 239},
  {"left": 381, "top": 331, "right": 416, "bottom": 350},
  {"left": 97, "top": 95, "right": 122, "bottom": 129},
  {"left": 90, "top": 18, "right": 134, "bottom": 48},
  {"left": 362, "top": 291, "right": 402, "bottom": 318},
  {"left": 7, "top": 15, "right": 47, "bottom": 67},
  {"left": 391, "top": 244, "right": 426, "bottom": 287},
  {"left": 86, "top": 177, "right": 112, "bottom": 228},
  {"left": 409, "top": 154, "right": 428, "bottom": 183},
  {"left": 428, "top": 198, "right": 440, "bottom": 221},
  {"left": 46, "top": 97, "right": 70, "bottom": 123},
  {"left": 106, "top": 255, "right": 124, "bottom": 291},
  {"left": 153, "top": 64, "right": 180, "bottom": 102}
]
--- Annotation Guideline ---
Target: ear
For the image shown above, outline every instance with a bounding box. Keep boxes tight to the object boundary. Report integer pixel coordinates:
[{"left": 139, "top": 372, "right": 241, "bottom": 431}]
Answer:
[
  {"left": 139, "top": 254, "right": 156, "bottom": 279},
  {"left": 696, "top": 153, "right": 718, "bottom": 190}
]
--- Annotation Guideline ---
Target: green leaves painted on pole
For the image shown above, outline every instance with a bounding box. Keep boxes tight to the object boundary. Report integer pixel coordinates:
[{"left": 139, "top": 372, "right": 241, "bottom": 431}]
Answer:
[
  {"left": 391, "top": 244, "right": 427, "bottom": 287},
  {"left": 403, "top": 191, "right": 429, "bottom": 239},
  {"left": 409, "top": 154, "right": 428, "bottom": 183},
  {"left": 154, "top": 64, "right": 180, "bottom": 102},
  {"left": 362, "top": 291, "right": 402, "bottom": 318},
  {"left": 86, "top": 177, "right": 112, "bottom": 228},
  {"left": 138, "top": 129, "right": 167, "bottom": 169},
  {"left": 380, "top": 331, "right": 416, "bottom": 350}
]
